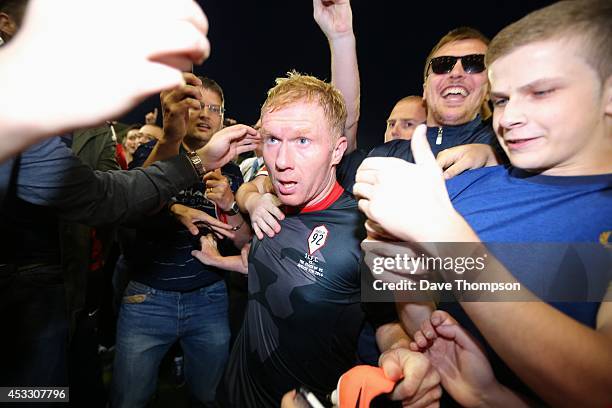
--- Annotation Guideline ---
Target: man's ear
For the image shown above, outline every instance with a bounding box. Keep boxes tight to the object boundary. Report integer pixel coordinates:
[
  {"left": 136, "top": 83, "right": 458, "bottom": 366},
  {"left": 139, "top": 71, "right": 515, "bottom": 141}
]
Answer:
[{"left": 331, "top": 136, "right": 347, "bottom": 166}]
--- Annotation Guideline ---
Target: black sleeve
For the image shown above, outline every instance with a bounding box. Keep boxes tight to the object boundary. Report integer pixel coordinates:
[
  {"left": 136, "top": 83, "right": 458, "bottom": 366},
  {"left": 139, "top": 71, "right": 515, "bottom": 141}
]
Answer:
[
  {"left": 368, "top": 139, "right": 413, "bottom": 161},
  {"left": 128, "top": 140, "right": 156, "bottom": 169},
  {"left": 16, "top": 137, "right": 199, "bottom": 226},
  {"left": 336, "top": 149, "right": 367, "bottom": 193}
]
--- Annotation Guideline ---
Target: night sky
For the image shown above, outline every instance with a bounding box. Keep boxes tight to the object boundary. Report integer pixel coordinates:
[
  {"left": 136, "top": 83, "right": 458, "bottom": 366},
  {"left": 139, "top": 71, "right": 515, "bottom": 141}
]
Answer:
[{"left": 122, "top": 0, "right": 555, "bottom": 151}]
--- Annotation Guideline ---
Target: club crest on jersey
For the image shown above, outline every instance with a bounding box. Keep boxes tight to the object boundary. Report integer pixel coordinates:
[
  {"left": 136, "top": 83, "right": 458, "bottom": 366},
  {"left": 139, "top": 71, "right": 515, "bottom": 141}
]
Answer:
[{"left": 308, "top": 225, "right": 329, "bottom": 255}]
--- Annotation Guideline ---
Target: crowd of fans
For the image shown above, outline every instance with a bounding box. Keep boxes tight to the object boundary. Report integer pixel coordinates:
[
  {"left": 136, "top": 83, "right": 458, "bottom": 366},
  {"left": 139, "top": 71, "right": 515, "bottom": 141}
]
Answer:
[{"left": 0, "top": 0, "right": 610, "bottom": 407}]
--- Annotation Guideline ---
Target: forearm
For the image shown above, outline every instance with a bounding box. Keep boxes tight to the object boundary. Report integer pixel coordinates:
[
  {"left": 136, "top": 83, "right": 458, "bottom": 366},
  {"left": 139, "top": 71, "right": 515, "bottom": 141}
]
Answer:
[
  {"left": 224, "top": 212, "right": 251, "bottom": 248},
  {"left": 329, "top": 33, "right": 360, "bottom": 152},
  {"left": 236, "top": 177, "right": 267, "bottom": 213},
  {"left": 397, "top": 301, "right": 436, "bottom": 338},
  {"left": 375, "top": 321, "right": 412, "bottom": 353},
  {"left": 78, "top": 156, "right": 198, "bottom": 225},
  {"left": 479, "top": 384, "right": 531, "bottom": 408},
  {"left": 416, "top": 214, "right": 612, "bottom": 404},
  {"left": 16, "top": 138, "right": 198, "bottom": 226},
  {"left": 0, "top": 129, "right": 48, "bottom": 164},
  {"left": 427, "top": 232, "right": 612, "bottom": 405},
  {"left": 462, "top": 299, "right": 612, "bottom": 406},
  {"left": 204, "top": 253, "right": 247, "bottom": 274}
]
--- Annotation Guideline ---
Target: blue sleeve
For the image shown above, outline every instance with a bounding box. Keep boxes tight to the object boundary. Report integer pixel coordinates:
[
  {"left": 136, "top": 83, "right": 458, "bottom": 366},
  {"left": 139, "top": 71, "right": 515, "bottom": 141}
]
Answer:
[{"left": 15, "top": 137, "right": 199, "bottom": 226}]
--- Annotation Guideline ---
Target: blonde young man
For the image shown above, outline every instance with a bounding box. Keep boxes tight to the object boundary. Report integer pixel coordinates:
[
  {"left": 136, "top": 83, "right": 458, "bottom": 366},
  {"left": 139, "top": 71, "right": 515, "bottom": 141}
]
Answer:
[
  {"left": 354, "top": 0, "right": 612, "bottom": 405},
  {"left": 223, "top": 72, "right": 441, "bottom": 407}
]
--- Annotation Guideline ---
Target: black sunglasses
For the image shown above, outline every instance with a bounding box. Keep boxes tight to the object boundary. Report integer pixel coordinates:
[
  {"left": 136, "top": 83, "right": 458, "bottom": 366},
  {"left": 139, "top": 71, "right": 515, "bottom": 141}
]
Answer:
[{"left": 428, "top": 54, "right": 486, "bottom": 75}]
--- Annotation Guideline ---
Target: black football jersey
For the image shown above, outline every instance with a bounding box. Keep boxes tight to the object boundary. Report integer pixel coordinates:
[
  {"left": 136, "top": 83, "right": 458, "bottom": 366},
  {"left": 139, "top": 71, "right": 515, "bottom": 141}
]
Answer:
[{"left": 224, "top": 183, "right": 367, "bottom": 406}]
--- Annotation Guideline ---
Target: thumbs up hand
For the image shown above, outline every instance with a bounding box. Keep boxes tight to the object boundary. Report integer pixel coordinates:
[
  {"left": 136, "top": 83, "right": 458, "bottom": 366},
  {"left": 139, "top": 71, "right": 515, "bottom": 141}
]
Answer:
[{"left": 354, "top": 125, "right": 473, "bottom": 243}]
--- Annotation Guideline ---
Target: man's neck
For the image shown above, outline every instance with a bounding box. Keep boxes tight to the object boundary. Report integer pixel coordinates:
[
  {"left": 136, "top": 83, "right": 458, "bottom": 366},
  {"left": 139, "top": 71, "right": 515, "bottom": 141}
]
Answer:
[
  {"left": 426, "top": 113, "right": 478, "bottom": 128},
  {"left": 301, "top": 170, "right": 338, "bottom": 210}
]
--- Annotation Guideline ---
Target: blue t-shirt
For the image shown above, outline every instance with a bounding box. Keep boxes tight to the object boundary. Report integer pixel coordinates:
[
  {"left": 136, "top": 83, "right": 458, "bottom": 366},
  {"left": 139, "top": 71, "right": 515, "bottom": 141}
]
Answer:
[{"left": 442, "top": 165, "right": 612, "bottom": 400}]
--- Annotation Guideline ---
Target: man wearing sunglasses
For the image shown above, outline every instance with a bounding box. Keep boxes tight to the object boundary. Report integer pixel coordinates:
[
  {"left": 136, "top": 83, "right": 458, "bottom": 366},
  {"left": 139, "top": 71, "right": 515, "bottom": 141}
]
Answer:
[
  {"left": 370, "top": 26, "right": 501, "bottom": 178},
  {"left": 348, "top": 27, "right": 502, "bottom": 400}
]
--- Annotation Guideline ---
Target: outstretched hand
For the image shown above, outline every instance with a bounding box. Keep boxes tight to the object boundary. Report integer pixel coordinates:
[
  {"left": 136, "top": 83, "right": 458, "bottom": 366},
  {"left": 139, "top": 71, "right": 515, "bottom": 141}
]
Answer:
[
  {"left": 409, "top": 310, "right": 518, "bottom": 408},
  {"left": 161, "top": 73, "right": 203, "bottom": 143},
  {"left": 170, "top": 203, "right": 234, "bottom": 239},
  {"left": 0, "top": 0, "right": 210, "bottom": 143},
  {"left": 247, "top": 193, "right": 284, "bottom": 240},
  {"left": 196, "top": 124, "right": 260, "bottom": 171}
]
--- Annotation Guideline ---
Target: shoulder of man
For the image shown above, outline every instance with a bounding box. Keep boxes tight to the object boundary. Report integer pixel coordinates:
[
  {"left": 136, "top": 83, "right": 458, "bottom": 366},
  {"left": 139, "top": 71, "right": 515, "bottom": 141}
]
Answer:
[
  {"left": 446, "top": 165, "right": 508, "bottom": 201},
  {"left": 368, "top": 139, "right": 413, "bottom": 162},
  {"left": 470, "top": 116, "right": 497, "bottom": 144}
]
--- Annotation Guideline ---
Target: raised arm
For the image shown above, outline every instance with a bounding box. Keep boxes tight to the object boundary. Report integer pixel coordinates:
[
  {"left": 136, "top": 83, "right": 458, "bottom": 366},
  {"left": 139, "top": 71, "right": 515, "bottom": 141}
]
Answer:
[
  {"left": 313, "top": 0, "right": 360, "bottom": 152},
  {"left": 143, "top": 73, "right": 203, "bottom": 166}
]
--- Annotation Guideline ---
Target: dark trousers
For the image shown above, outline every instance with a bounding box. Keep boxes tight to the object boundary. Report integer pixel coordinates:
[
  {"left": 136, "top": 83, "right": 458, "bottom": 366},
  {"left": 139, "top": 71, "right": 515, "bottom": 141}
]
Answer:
[{"left": 0, "top": 264, "right": 69, "bottom": 388}]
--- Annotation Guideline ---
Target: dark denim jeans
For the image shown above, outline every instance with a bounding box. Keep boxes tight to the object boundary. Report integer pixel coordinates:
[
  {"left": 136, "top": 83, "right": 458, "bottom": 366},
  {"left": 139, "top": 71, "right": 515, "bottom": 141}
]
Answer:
[
  {"left": 0, "top": 264, "right": 69, "bottom": 388},
  {"left": 111, "top": 280, "right": 230, "bottom": 408}
]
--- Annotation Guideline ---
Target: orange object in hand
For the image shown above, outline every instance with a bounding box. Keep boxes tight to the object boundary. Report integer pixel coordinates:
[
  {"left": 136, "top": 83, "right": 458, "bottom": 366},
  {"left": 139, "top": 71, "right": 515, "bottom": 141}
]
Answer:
[{"left": 332, "top": 365, "right": 396, "bottom": 408}]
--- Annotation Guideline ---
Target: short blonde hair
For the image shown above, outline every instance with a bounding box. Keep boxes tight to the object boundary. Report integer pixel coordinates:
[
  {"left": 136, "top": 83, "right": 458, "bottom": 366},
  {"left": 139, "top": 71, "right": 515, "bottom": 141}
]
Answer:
[
  {"left": 261, "top": 71, "right": 347, "bottom": 140},
  {"left": 487, "top": 0, "right": 612, "bottom": 82}
]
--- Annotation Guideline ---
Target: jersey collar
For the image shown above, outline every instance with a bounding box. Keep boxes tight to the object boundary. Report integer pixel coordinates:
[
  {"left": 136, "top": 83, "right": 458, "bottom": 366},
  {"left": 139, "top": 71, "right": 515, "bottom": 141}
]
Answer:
[{"left": 283, "top": 181, "right": 344, "bottom": 215}]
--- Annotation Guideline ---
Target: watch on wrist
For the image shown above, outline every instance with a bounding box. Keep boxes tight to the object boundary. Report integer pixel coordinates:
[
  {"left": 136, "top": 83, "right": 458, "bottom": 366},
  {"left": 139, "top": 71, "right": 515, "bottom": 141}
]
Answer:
[
  {"left": 187, "top": 151, "right": 206, "bottom": 178},
  {"left": 226, "top": 201, "right": 240, "bottom": 216}
]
